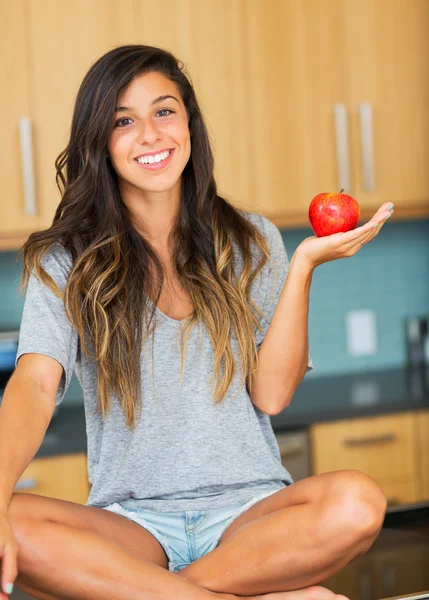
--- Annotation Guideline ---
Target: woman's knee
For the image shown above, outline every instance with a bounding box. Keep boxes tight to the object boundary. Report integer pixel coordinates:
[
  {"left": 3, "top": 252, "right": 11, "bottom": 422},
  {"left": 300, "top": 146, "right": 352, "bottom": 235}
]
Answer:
[{"left": 320, "top": 470, "right": 387, "bottom": 539}]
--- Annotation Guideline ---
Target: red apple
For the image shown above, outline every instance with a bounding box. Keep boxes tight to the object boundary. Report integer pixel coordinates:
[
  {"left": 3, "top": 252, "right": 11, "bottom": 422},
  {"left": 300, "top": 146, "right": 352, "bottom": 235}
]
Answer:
[{"left": 308, "top": 190, "right": 360, "bottom": 237}]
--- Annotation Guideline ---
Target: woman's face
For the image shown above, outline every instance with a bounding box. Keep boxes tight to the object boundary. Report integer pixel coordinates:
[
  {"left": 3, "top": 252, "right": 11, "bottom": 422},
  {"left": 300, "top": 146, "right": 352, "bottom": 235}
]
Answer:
[{"left": 107, "top": 72, "right": 191, "bottom": 197}]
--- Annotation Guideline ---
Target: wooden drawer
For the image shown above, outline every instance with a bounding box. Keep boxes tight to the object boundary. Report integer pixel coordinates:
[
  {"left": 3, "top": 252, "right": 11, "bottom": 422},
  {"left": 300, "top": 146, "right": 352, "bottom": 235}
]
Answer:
[
  {"left": 14, "top": 453, "right": 90, "bottom": 505},
  {"left": 310, "top": 412, "right": 419, "bottom": 482},
  {"left": 379, "top": 478, "right": 421, "bottom": 507}
]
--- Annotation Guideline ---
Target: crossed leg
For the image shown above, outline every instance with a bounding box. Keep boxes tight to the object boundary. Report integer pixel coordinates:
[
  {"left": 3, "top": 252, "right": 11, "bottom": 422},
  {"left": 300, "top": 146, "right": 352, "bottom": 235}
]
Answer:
[
  {"left": 8, "top": 493, "right": 233, "bottom": 600},
  {"left": 6, "top": 469, "right": 385, "bottom": 600},
  {"left": 178, "top": 470, "right": 387, "bottom": 596}
]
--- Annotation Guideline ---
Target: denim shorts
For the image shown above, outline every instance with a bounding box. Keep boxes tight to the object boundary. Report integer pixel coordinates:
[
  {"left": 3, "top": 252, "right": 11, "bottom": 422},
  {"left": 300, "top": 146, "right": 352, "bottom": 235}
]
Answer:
[{"left": 101, "top": 488, "right": 280, "bottom": 573}]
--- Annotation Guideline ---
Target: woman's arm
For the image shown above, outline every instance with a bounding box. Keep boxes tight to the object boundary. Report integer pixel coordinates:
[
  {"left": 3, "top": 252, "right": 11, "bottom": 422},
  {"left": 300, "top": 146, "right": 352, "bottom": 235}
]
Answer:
[
  {"left": 249, "top": 202, "right": 394, "bottom": 416},
  {"left": 0, "top": 354, "right": 61, "bottom": 511},
  {"left": 249, "top": 253, "right": 313, "bottom": 415}
]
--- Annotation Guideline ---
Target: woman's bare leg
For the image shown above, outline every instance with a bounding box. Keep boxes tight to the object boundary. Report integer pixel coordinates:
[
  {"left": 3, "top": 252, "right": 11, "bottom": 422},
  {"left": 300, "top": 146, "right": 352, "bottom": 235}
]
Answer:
[
  {"left": 14, "top": 517, "right": 234, "bottom": 600},
  {"left": 13, "top": 517, "right": 348, "bottom": 600}
]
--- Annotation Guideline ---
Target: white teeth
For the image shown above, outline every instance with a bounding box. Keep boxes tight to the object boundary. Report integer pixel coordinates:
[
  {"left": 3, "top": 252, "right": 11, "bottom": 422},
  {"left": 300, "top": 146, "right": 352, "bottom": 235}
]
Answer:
[{"left": 137, "top": 150, "right": 171, "bottom": 165}]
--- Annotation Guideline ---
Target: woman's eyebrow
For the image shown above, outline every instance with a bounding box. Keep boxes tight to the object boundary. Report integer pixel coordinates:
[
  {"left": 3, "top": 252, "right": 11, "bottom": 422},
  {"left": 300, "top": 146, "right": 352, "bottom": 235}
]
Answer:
[{"left": 115, "top": 95, "right": 180, "bottom": 112}]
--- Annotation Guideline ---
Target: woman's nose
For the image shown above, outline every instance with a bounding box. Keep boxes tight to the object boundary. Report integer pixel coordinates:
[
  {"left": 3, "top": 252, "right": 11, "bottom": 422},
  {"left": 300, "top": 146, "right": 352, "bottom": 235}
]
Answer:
[{"left": 135, "top": 120, "right": 163, "bottom": 144}]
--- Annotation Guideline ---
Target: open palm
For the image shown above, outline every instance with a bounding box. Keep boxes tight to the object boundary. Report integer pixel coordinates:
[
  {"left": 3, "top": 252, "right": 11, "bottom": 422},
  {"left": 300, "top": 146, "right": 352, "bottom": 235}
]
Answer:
[{"left": 295, "top": 202, "right": 394, "bottom": 269}]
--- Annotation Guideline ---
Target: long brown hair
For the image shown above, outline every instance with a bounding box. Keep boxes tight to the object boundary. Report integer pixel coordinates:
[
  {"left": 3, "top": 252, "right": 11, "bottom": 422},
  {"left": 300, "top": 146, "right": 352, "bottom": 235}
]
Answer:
[{"left": 18, "top": 45, "right": 272, "bottom": 429}]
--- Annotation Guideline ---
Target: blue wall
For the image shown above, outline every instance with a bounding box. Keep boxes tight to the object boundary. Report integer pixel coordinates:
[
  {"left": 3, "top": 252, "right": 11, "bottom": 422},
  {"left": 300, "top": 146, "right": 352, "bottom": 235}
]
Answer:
[
  {"left": 1, "top": 218, "right": 428, "bottom": 403},
  {"left": 282, "top": 218, "right": 429, "bottom": 377}
]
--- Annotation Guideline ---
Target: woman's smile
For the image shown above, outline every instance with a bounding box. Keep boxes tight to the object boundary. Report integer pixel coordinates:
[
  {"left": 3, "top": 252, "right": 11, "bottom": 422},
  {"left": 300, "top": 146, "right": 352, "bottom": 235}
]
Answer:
[{"left": 134, "top": 148, "right": 175, "bottom": 171}]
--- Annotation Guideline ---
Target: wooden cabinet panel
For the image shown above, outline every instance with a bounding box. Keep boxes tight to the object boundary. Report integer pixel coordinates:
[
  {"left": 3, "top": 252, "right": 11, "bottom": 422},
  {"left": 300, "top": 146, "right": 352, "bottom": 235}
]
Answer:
[
  {"left": 310, "top": 412, "right": 419, "bottom": 482},
  {"left": 0, "top": 0, "right": 45, "bottom": 239},
  {"left": 14, "top": 453, "right": 90, "bottom": 505},
  {"left": 243, "top": 0, "right": 348, "bottom": 221},
  {"left": 417, "top": 409, "right": 429, "bottom": 500},
  {"left": 26, "top": 0, "right": 137, "bottom": 231},
  {"left": 344, "top": 0, "right": 429, "bottom": 215}
]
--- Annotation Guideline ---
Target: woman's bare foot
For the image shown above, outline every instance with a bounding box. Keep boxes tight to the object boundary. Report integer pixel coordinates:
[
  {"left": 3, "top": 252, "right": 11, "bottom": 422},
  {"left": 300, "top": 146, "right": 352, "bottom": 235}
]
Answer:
[{"left": 221, "top": 585, "right": 349, "bottom": 600}]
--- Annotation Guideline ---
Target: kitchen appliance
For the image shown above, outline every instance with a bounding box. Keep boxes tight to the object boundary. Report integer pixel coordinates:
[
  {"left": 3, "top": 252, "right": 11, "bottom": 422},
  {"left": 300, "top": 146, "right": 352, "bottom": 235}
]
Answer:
[
  {"left": 405, "top": 316, "right": 429, "bottom": 367},
  {"left": 275, "top": 429, "right": 311, "bottom": 481},
  {"left": 404, "top": 316, "right": 429, "bottom": 398}
]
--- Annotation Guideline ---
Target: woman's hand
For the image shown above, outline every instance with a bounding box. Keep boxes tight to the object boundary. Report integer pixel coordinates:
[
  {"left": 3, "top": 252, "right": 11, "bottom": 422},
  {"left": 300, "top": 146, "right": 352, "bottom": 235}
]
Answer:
[{"left": 294, "top": 202, "right": 394, "bottom": 271}]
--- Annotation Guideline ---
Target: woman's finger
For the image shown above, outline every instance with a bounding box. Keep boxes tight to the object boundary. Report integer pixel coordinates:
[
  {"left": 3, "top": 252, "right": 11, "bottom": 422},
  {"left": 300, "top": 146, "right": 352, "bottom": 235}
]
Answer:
[
  {"left": 334, "top": 210, "right": 389, "bottom": 249},
  {"left": 354, "top": 209, "right": 393, "bottom": 251},
  {"left": 331, "top": 204, "right": 391, "bottom": 246}
]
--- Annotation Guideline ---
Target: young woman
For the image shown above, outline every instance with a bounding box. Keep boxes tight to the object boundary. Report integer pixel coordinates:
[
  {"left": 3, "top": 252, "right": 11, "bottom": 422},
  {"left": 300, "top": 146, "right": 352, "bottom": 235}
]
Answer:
[{"left": 0, "top": 45, "right": 392, "bottom": 600}]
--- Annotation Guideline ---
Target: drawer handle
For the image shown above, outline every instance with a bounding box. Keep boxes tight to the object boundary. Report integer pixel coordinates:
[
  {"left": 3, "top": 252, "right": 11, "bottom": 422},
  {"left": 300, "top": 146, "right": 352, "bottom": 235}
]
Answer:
[
  {"left": 14, "top": 477, "right": 38, "bottom": 490},
  {"left": 343, "top": 433, "right": 397, "bottom": 447},
  {"left": 386, "top": 498, "right": 399, "bottom": 506}
]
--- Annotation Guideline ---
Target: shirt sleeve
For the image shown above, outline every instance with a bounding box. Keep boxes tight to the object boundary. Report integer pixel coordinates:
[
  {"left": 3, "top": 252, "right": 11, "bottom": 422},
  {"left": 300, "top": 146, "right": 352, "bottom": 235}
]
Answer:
[
  {"left": 15, "top": 244, "right": 79, "bottom": 406},
  {"left": 254, "top": 215, "right": 314, "bottom": 372}
]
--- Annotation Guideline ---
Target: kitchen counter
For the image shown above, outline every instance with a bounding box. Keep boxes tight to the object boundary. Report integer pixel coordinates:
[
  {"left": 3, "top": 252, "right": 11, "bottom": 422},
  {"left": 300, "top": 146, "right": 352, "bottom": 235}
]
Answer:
[
  {"left": 271, "top": 365, "right": 429, "bottom": 431},
  {"left": 36, "top": 365, "right": 429, "bottom": 458}
]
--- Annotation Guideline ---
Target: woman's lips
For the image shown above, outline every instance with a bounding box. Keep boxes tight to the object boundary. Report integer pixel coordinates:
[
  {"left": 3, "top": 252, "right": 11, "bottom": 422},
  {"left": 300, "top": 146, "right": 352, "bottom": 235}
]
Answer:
[{"left": 134, "top": 149, "right": 175, "bottom": 171}]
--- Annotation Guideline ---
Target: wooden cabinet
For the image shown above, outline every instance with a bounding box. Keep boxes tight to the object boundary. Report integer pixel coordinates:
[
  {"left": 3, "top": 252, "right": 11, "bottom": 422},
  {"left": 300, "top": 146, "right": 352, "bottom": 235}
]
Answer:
[
  {"left": 243, "top": 0, "right": 349, "bottom": 222},
  {"left": 1, "top": 1, "right": 429, "bottom": 250},
  {"left": 26, "top": 0, "right": 137, "bottom": 235},
  {"left": 14, "top": 452, "right": 90, "bottom": 505},
  {"left": 0, "top": 0, "right": 46, "bottom": 246},
  {"left": 0, "top": 0, "right": 137, "bottom": 249},
  {"left": 310, "top": 411, "right": 425, "bottom": 506},
  {"left": 343, "top": 0, "right": 429, "bottom": 218}
]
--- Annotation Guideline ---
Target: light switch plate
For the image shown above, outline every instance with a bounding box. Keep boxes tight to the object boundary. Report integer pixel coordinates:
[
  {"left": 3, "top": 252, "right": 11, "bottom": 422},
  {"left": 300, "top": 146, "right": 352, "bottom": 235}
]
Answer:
[{"left": 345, "top": 309, "right": 378, "bottom": 356}]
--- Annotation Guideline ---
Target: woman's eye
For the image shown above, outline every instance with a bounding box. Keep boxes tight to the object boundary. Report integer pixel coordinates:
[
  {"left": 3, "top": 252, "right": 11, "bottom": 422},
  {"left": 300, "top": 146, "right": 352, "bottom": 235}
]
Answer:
[
  {"left": 114, "top": 117, "right": 133, "bottom": 128},
  {"left": 157, "top": 109, "right": 174, "bottom": 117},
  {"left": 114, "top": 109, "right": 175, "bottom": 128}
]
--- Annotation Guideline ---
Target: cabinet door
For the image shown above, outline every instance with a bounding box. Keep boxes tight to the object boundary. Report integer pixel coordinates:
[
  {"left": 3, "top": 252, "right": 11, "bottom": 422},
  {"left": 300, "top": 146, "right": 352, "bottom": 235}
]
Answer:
[
  {"left": 344, "top": 0, "right": 429, "bottom": 217},
  {"left": 417, "top": 410, "right": 429, "bottom": 500},
  {"left": 243, "top": 0, "right": 348, "bottom": 223},
  {"left": 0, "top": 1, "right": 45, "bottom": 244},
  {"left": 27, "top": 0, "right": 137, "bottom": 231}
]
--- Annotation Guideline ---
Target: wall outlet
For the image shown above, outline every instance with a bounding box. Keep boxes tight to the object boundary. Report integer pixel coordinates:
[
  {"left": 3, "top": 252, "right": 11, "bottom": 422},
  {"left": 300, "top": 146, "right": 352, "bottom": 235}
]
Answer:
[{"left": 345, "top": 309, "right": 378, "bottom": 356}]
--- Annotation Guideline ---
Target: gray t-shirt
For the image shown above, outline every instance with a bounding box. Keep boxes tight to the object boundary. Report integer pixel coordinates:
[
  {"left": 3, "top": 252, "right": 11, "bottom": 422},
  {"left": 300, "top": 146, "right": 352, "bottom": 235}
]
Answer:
[{"left": 16, "top": 211, "right": 313, "bottom": 512}]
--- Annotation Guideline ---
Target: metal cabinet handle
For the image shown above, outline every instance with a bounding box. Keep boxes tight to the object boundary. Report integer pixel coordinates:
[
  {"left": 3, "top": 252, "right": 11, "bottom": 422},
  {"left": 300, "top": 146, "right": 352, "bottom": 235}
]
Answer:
[
  {"left": 333, "top": 104, "right": 350, "bottom": 192},
  {"left": 14, "top": 477, "right": 38, "bottom": 490},
  {"left": 344, "top": 433, "right": 397, "bottom": 447},
  {"left": 359, "top": 102, "right": 375, "bottom": 192},
  {"left": 18, "top": 116, "right": 37, "bottom": 217}
]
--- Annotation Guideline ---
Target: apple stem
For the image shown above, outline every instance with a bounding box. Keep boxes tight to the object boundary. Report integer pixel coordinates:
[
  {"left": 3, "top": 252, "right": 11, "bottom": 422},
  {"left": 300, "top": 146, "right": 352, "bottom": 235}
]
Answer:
[{"left": 340, "top": 188, "right": 344, "bottom": 194}]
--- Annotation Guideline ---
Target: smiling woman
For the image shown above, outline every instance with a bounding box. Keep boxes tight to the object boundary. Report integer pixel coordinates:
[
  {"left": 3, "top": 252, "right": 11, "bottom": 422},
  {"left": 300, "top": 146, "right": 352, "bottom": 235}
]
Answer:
[{"left": 3, "top": 43, "right": 389, "bottom": 600}]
